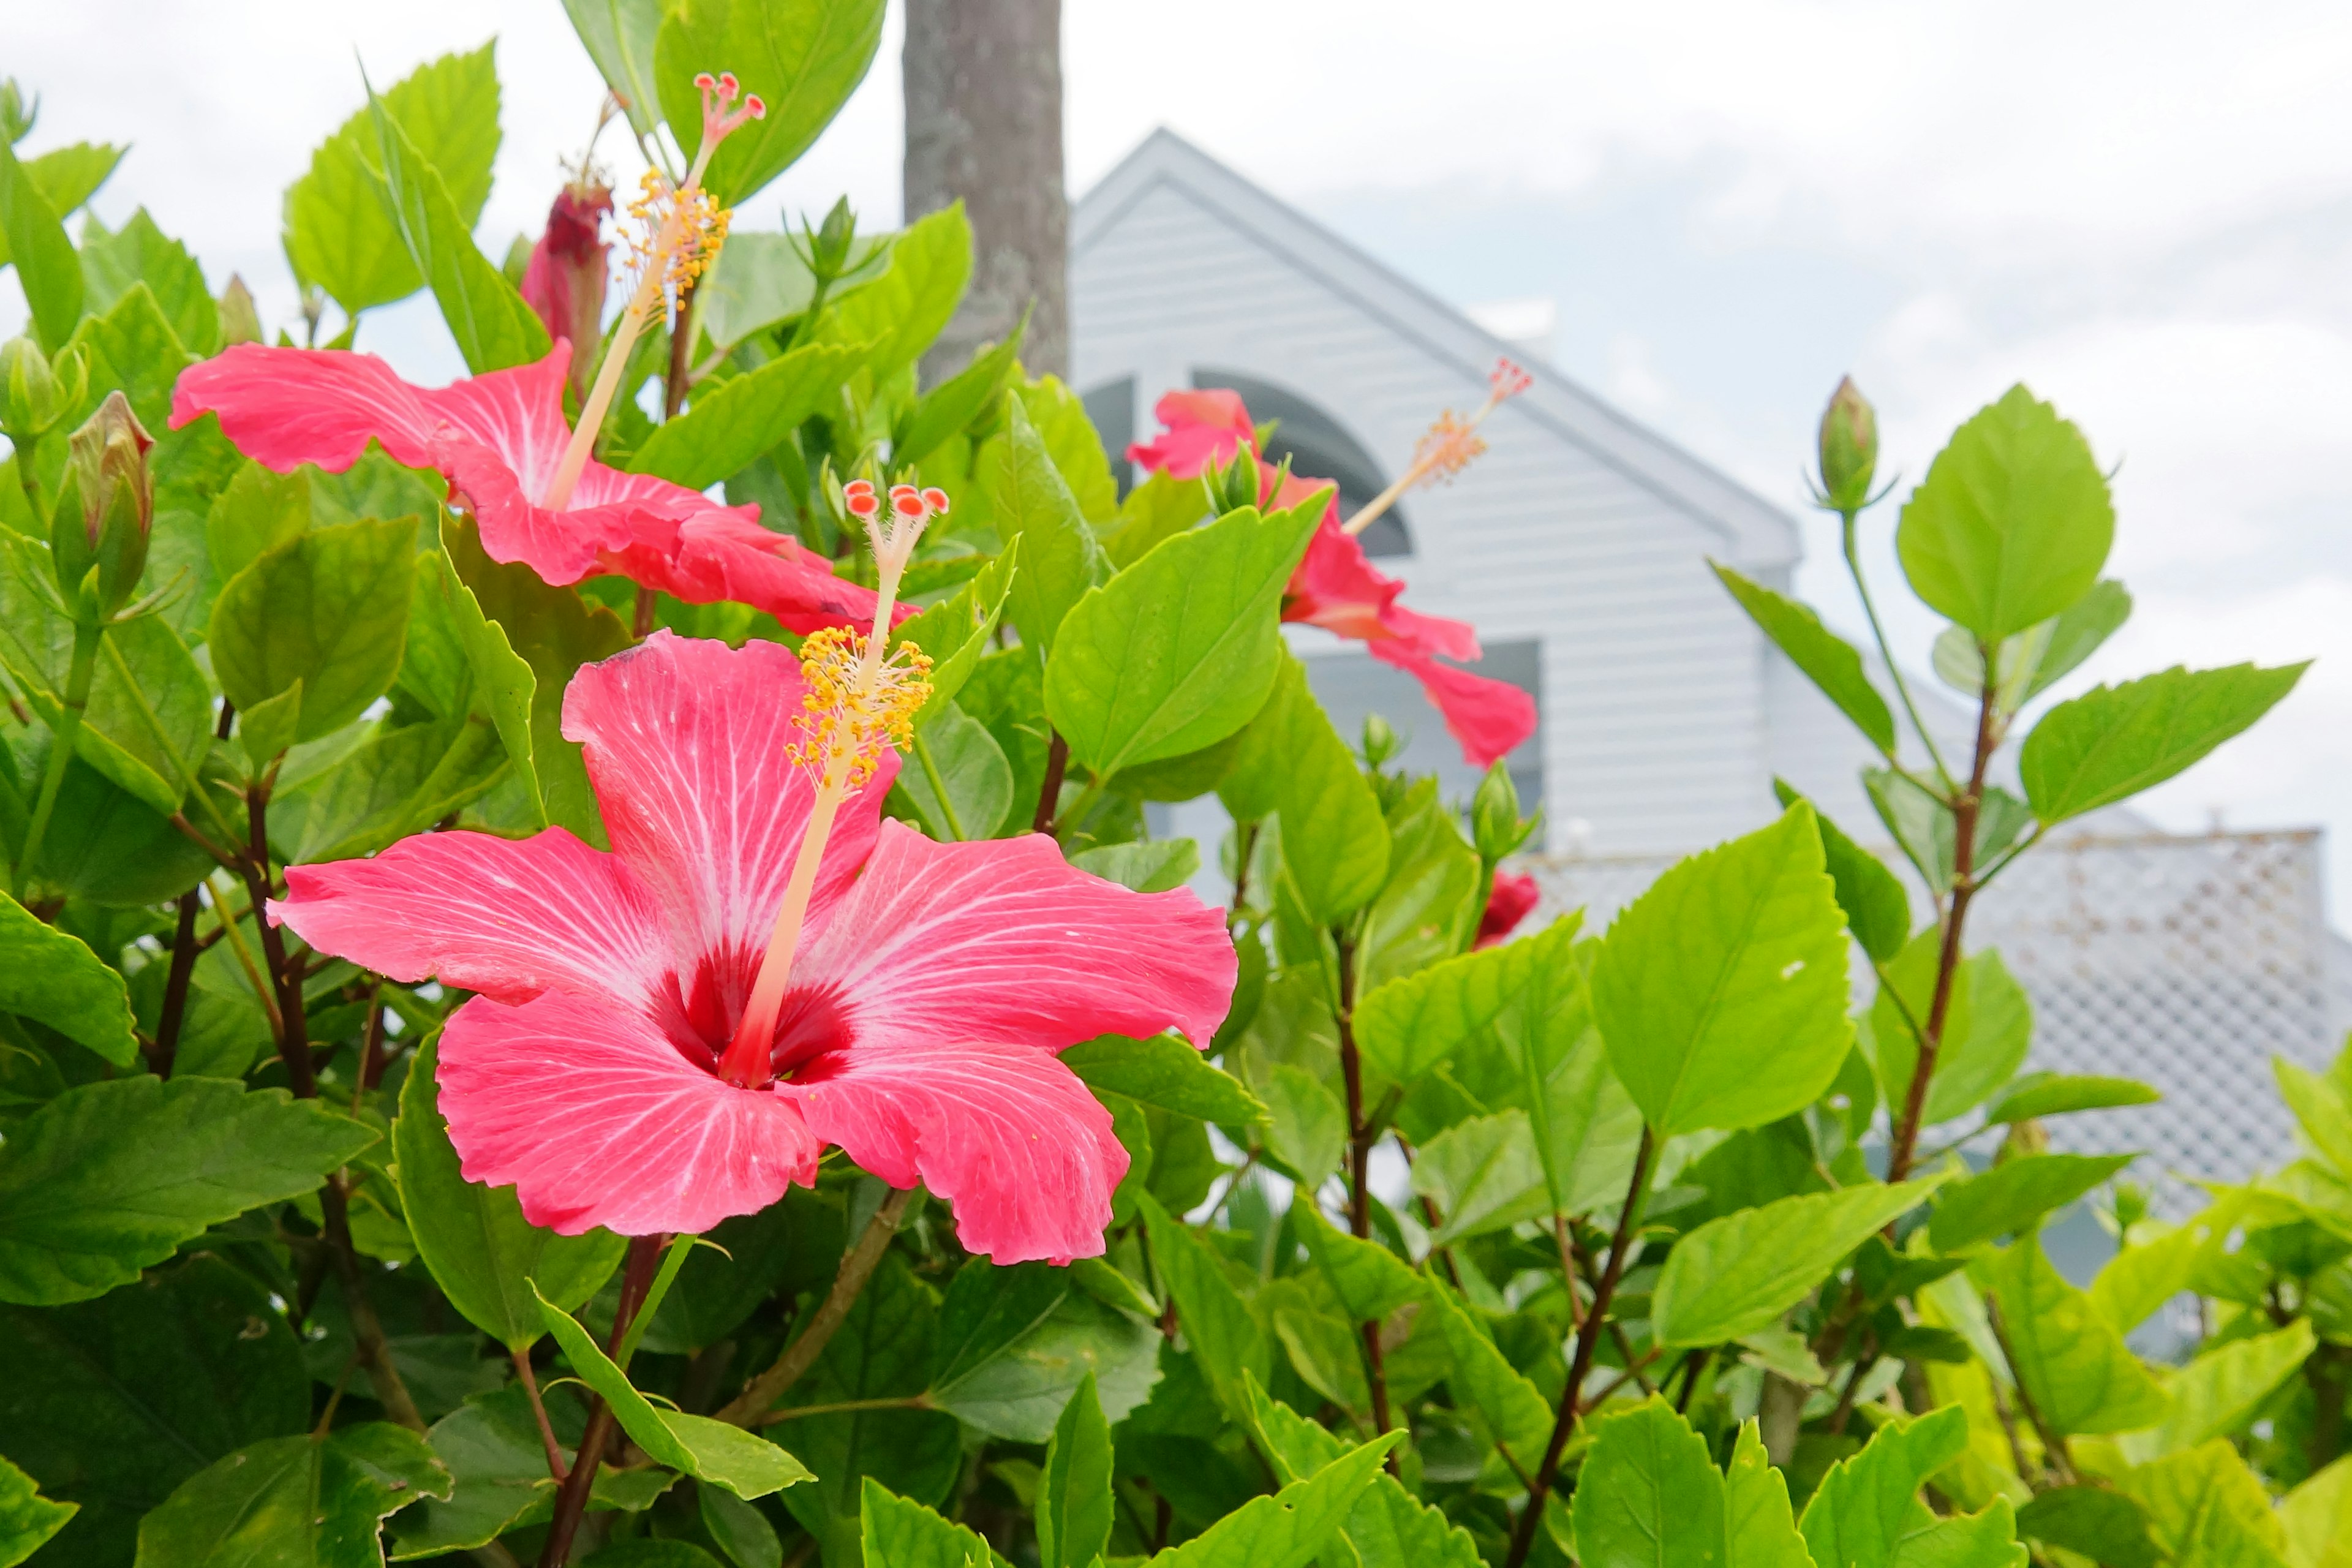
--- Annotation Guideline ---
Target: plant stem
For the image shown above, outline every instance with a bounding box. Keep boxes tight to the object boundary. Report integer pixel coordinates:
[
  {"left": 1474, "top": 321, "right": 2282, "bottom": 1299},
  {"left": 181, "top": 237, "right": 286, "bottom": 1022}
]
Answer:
[
  {"left": 513, "top": 1347, "right": 569, "bottom": 1483},
  {"left": 320, "top": 1174, "right": 428, "bottom": 1433},
  {"left": 1506, "top": 1126, "right": 1657, "bottom": 1568},
  {"left": 758, "top": 1394, "right": 931, "bottom": 1425},
  {"left": 1031, "top": 731, "right": 1068, "bottom": 834},
  {"left": 1985, "top": 1295, "right": 2076, "bottom": 1485},
  {"left": 1885, "top": 659, "right": 1999, "bottom": 1184},
  {"left": 1841, "top": 508, "right": 1954, "bottom": 790},
  {"left": 241, "top": 787, "right": 314, "bottom": 1099},
  {"left": 1673, "top": 1348, "right": 1711, "bottom": 1415},
  {"left": 1228, "top": 820, "right": 1259, "bottom": 924},
  {"left": 539, "top": 1234, "right": 666, "bottom": 1568},
  {"left": 717, "top": 1186, "right": 914, "bottom": 1427},
  {"left": 16, "top": 619, "right": 102, "bottom": 897},
  {"left": 633, "top": 585, "right": 659, "bottom": 639},
  {"left": 665, "top": 284, "right": 696, "bottom": 418},
  {"left": 1332, "top": 930, "right": 1396, "bottom": 1461},
  {"left": 149, "top": 887, "right": 203, "bottom": 1079}
]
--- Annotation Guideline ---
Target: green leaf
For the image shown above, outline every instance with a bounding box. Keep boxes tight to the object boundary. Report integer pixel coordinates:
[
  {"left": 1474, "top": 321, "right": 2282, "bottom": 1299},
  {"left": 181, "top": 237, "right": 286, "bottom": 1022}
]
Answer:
[
  {"left": 13, "top": 741, "right": 216, "bottom": 905},
  {"left": 1356, "top": 910, "right": 1555, "bottom": 1087},
  {"left": 394, "top": 1038, "right": 627, "bottom": 1352},
  {"left": 1714, "top": 562, "right": 1894, "bottom": 753},
  {"left": 367, "top": 86, "right": 549, "bottom": 375},
  {"left": 67, "top": 278, "right": 194, "bottom": 429},
  {"left": 1572, "top": 1399, "right": 1813, "bottom": 1568},
  {"left": 285, "top": 45, "right": 501, "bottom": 317},
  {"left": 134, "top": 1423, "right": 452, "bottom": 1568},
  {"left": 1357, "top": 777, "right": 1482, "bottom": 993},
  {"left": 562, "top": 0, "right": 666, "bottom": 140},
  {"left": 2141, "top": 1320, "right": 2315, "bottom": 1458},
  {"left": 701, "top": 1482, "right": 782, "bottom": 1568},
  {"left": 1134, "top": 1191, "right": 1268, "bottom": 1417},
  {"left": 388, "top": 1385, "right": 673, "bottom": 1559},
  {"left": 2014, "top": 1487, "right": 2163, "bottom": 1568},
  {"left": 2022, "top": 578, "right": 2134, "bottom": 700},
  {"left": 1980, "top": 1234, "right": 2171, "bottom": 1436},
  {"left": 1774, "top": 778, "right": 1910, "bottom": 962},
  {"left": 856, "top": 1477, "right": 996, "bottom": 1568},
  {"left": 892, "top": 543, "right": 1016, "bottom": 717},
  {"left": 0, "top": 1074, "right": 377, "bottom": 1305},
  {"left": 1293, "top": 1200, "right": 1428, "bottom": 1324},
  {"left": 1652, "top": 1177, "right": 1947, "bottom": 1347},
  {"left": 1863, "top": 766, "right": 1954, "bottom": 894},
  {"left": 532, "top": 1283, "right": 814, "bottom": 1498},
  {"left": 0, "top": 141, "right": 123, "bottom": 271},
  {"left": 1264, "top": 655, "right": 1391, "bottom": 923},
  {"left": 653, "top": 0, "right": 886, "bottom": 205},
  {"left": 1069, "top": 838, "right": 1200, "bottom": 892},
  {"left": 1153, "top": 1433, "right": 1400, "bottom": 1568},
  {"left": 1037, "top": 1369, "right": 1114, "bottom": 1568},
  {"left": 2115, "top": 1441, "right": 2293, "bottom": 1568},
  {"left": 1896, "top": 384, "right": 2114, "bottom": 641},
  {"left": 991, "top": 398, "right": 1108, "bottom": 658},
  {"left": 0, "top": 1453, "right": 74, "bottom": 1568},
  {"left": 1799, "top": 1406, "right": 2026, "bottom": 1568},
  {"left": 812, "top": 205, "right": 972, "bottom": 375},
  {"left": 1593, "top": 802, "right": 1852, "bottom": 1136},
  {"left": 1016, "top": 377, "right": 1120, "bottom": 525},
  {"left": 0, "top": 535, "right": 214, "bottom": 812},
  {"left": 631, "top": 341, "right": 865, "bottom": 489},
  {"left": 1063, "top": 1033, "right": 1264, "bottom": 1125},
  {"left": 1047, "top": 498, "right": 1315, "bottom": 777},
  {"left": 1411, "top": 1110, "right": 1552, "bottom": 1243},
  {"left": 925, "top": 1261, "right": 1161, "bottom": 1442},
  {"left": 0, "top": 891, "right": 135, "bottom": 1066},
  {"left": 1930, "top": 1153, "right": 2136, "bottom": 1253},
  {"left": 206, "top": 461, "right": 314, "bottom": 595},
  {"left": 897, "top": 700, "right": 1012, "bottom": 840},
  {"left": 0, "top": 1256, "right": 309, "bottom": 1565},
  {"left": 274, "top": 714, "right": 510, "bottom": 862},
  {"left": 1869, "top": 940, "right": 2032, "bottom": 1127},
  {"left": 897, "top": 321, "right": 1027, "bottom": 467},
  {"left": 1256, "top": 1065, "right": 1346, "bottom": 1189},
  {"left": 423, "top": 533, "right": 545, "bottom": 827},
  {"left": 80, "top": 207, "right": 219, "bottom": 356},
  {"left": 0, "top": 135, "right": 82, "bottom": 352},
  {"left": 1420, "top": 1280, "right": 1554, "bottom": 1464},
  {"left": 2022, "top": 662, "right": 2307, "bottom": 823},
  {"left": 211, "top": 516, "right": 419, "bottom": 742},
  {"left": 2280, "top": 1455, "right": 2352, "bottom": 1568},
  {"left": 1238, "top": 1375, "right": 1484, "bottom": 1567},
  {"left": 1983, "top": 1071, "right": 2160, "bottom": 1124}
]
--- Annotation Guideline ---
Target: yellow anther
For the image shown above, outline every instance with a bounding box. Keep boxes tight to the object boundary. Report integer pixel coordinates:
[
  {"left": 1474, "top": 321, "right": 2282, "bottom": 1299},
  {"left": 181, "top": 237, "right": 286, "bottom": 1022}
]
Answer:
[
  {"left": 785, "top": 625, "right": 934, "bottom": 792},
  {"left": 1412, "top": 411, "right": 1488, "bottom": 486}
]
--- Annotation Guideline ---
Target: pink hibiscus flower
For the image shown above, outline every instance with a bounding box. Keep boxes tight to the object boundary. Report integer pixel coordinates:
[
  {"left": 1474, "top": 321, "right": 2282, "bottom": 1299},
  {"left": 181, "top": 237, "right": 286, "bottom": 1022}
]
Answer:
[
  {"left": 168, "top": 344, "right": 894, "bottom": 636},
  {"left": 1126, "top": 375, "right": 1539, "bottom": 769},
  {"left": 271, "top": 630, "right": 1237, "bottom": 1262},
  {"left": 1476, "top": 870, "right": 1542, "bottom": 948}
]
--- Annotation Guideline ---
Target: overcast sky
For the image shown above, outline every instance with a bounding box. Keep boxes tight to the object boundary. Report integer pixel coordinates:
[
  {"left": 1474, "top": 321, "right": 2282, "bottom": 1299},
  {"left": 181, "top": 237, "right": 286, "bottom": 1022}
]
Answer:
[{"left": 12, "top": 1, "right": 2352, "bottom": 900}]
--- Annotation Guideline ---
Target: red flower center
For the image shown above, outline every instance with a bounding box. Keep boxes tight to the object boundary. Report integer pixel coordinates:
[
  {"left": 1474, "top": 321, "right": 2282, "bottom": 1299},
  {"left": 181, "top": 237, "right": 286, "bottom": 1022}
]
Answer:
[{"left": 653, "top": 946, "right": 856, "bottom": 1087}]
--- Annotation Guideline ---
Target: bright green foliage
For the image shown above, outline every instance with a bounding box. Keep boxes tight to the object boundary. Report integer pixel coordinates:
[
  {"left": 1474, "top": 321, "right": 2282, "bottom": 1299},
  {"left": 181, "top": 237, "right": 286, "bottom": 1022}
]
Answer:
[
  {"left": 858, "top": 1477, "right": 997, "bottom": 1567},
  {"left": 1264, "top": 654, "right": 1392, "bottom": 922},
  {"left": 1411, "top": 1110, "right": 1552, "bottom": 1243},
  {"left": 2280, "top": 1457, "right": 2352, "bottom": 1568},
  {"left": 1136, "top": 1192, "right": 1270, "bottom": 1417},
  {"left": 653, "top": 0, "right": 887, "bottom": 205},
  {"left": 1152, "top": 1433, "right": 1398, "bottom": 1568},
  {"left": 0, "top": 1075, "right": 375, "bottom": 1303},
  {"left": 1714, "top": 562, "right": 1895, "bottom": 753},
  {"left": 1036, "top": 1371, "right": 1114, "bottom": 1568},
  {"left": 633, "top": 342, "right": 864, "bottom": 488},
  {"left": 2116, "top": 1441, "right": 2293, "bottom": 1568},
  {"left": 210, "top": 516, "right": 418, "bottom": 744},
  {"left": 899, "top": 701, "right": 1014, "bottom": 840},
  {"left": 1980, "top": 1234, "right": 2173, "bottom": 1435},
  {"left": 1293, "top": 1200, "right": 1427, "bottom": 1323},
  {"left": 1420, "top": 1281, "right": 1553, "bottom": 1463},
  {"left": 1983, "top": 1071, "right": 2160, "bottom": 1123},
  {"left": 1869, "top": 938, "right": 2032, "bottom": 1126},
  {"left": 135, "top": 1423, "right": 451, "bottom": 1568},
  {"left": 0, "top": 136, "right": 81, "bottom": 352},
  {"left": 1572, "top": 1401, "right": 1812, "bottom": 1568},
  {"left": 1594, "top": 803, "right": 1853, "bottom": 1136},
  {"left": 924, "top": 1261, "right": 1160, "bottom": 1441},
  {"left": 1652, "top": 1177, "right": 1945, "bottom": 1346},
  {"left": 388, "top": 1387, "right": 669, "bottom": 1558},
  {"left": 1798, "top": 1407, "right": 2026, "bottom": 1567},
  {"left": 1062, "top": 1033, "right": 1264, "bottom": 1125},
  {"left": 393, "top": 1039, "right": 626, "bottom": 1351},
  {"left": 2013, "top": 1487, "right": 2163, "bottom": 1568},
  {"left": 0, "top": 1454, "right": 74, "bottom": 1568},
  {"left": 1896, "top": 385, "right": 2114, "bottom": 640},
  {"left": 0, "top": 139, "right": 121, "bottom": 274},
  {"left": 2022, "top": 662, "right": 2308, "bottom": 823},
  {"left": 0, "top": 891, "right": 135, "bottom": 1063},
  {"left": 1929, "top": 1153, "right": 2136, "bottom": 1253},
  {"left": 2141, "top": 1320, "right": 2315, "bottom": 1457},
  {"left": 81, "top": 209, "right": 219, "bottom": 357},
  {"left": 533, "top": 1284, "right": 814, "bottom": 1499},
  {"left": 994, "top": 398, "right": 1107, "bottom": 657},
  {"left": 1776, "top": 778, "right": 1910, "bottom": 962},
  {"left": 812, "top": 203, "right": 973, "bottom": 374}
]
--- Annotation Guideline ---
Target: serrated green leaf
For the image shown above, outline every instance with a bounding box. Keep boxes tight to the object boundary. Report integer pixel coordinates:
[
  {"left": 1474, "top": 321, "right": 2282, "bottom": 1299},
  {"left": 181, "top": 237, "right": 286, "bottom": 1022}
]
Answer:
[
  {"left": 1896, "top": 385, "right": 2114, "bottom": 641},
  {"left": 10, "top": 743, "right": 213, "bottom": 907},
  {"left": 1870, "top": 938, "right": 2032, "bottom": 1127},
  {"left": 387, "top": 1385, "right": 674, "bottom": 1560},
  {"left": 274, "top": 714, "right": 509, "bottom": 862},
  {"left": 897, "top": 699, "right": 1012, "bottom": 840},
  {"left": 1063, "top": 1033, "right": 1262, "bottom": 1125},
  {"left": 2280, "top": 1455, "right": 2352, "bottom": 1568},
  {"left": 1798, "top": 1406, "right": 2027, "bottom": 1568},
  {"left": 1153, "top": 1434, "right": 1398, "bottom": 1568},
  {"left": 0, "top": 1075, "right": 377, "bottom": 1304},
  {"left": 2139, "top": 1320, "right": 2315, "bottom": 1458},
  {"left": 0, "top": 891, "right": 136, "bottom": 1066},
  {"left": 897, "top": 322, "right": 1026, "bottom": 467},
  {"left": 1134, "top": 1191, "right": 1268, "bottom": 1417},
  {"left": 1421, "top": 1280, "right": 1553, "bottom": 1465},
  {"left": 631, "top": 341, "right": 864, "bottom": 488},
  {"left": 652, "top": 0, "right": 886, "bottom": 205},
  {"left": 1929, "top": 1153, "right": 2136, "bottom": 1253},
  {"left": 533, "top": 1282, "right": 813, "bottom": 1498},
  {"left": 992, "top": 398, "right": 1108, "bottom": 658},
  {"left": 1293, "top": 1200, "right": 1427, "bottom": 1324},
  {"left": 1239, "top": 1374, "right": 1483, "bottom": 1568},
  {"left": 812, "top": 204, "right": 971, "bottom": 375},
  {"left": 0, "top": 141, "right": 123, "bottom": 271},
  {"left": 1594, "top": 803, "right": 1852, "bottom": 1136},
  {"left": 1652, "top": 1177, "right": 1946, "bottom": 1347},
  {"left": 2014, "top": 1487, "right": 2163, "bottom": 1568},
  {"left": 925, "top": 1261, "right": 1161, "bottom": 1442},
  {"left": 1863, "top": 766, "right": 1954, "bottom": 894},
  {"left": 1714, "top": 562, "right": 1894, "bottom": 753},
  {"left": 79, "top": 207, "right": 219, "bottom": 356},
  {"left": 135, "top": 1423, "right": 452, "bottom": 1568},
  {"left": 2022, "top": 662, "right": 2307, "bottom": 823},
  {"left": 1412, "top": 1110, "right": 1552, "bottom": 1244},
  {"left": 0, "top": 1453, "right": 74, "bottom": 1568},
  {"left": 394, "top": 1038, "right": 626, "bottom": 1352},
  {"left": 1357, "top": 911, "right": 1555, "bottom": 1086},
  {"left": 211, "top": 516, "right": 418, "bottom": 742},
  {"left": 1776, "top": 778, "right": 1910, "bottom": 962},
  {"left": 1981, "top": 1234, "right": 2171, "bottom": 1436},
  {"left": 2115, "top": 1441, "right": 2292, "bottom": 1568}
]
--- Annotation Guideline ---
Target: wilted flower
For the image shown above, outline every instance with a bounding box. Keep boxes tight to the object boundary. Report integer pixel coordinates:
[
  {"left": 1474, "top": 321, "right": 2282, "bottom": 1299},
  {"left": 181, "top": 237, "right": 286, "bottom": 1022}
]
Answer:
[{"left": 520, "top": 178, "right": 614, "bottom": 402}]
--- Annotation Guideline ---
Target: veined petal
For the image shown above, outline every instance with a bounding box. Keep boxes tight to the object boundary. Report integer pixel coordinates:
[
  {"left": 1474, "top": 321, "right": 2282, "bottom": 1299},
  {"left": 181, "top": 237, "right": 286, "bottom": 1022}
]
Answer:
[
  {"left": 170, "top": 345, "right": 442, "bottom": 472},
  {"left": 415, "top": 348, "right": 575, "bottom": 497},
  {"left": 1368, "top": 641, "right": 1539, "bottom": 771},
  {"left": 794, "top": 822, "right": 1236, "bottom": 1053},
  {"left": 270, "top": 827, "right": 669, "bottom": 1009},
  {"left": 560, "top": 633, "right": 893, "bottom": 975},
  {"left": 1284, "top": 514, "right": 1483, "bottom": 664},
  {"left": 431, "top": 431, "right": 636, "bottom": 586},
  {"left": 785, "top": 1039, "right": 1124, "bottom": 1264},
  {"left": 642, "top": 511, "right": 907, "bottom": 636},
  {"left": 437, "top": 990, "right": 820, "bottom": 1237},
  {"left": 1126, "top": 388, "right": 1254, "bottom": 480}
]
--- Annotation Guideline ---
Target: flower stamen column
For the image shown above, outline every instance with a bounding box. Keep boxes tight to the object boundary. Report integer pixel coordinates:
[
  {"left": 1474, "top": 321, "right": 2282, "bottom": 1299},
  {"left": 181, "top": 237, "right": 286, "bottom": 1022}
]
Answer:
[{"left": 1341, "top": 356, "right": 1534, "bottom": 537}]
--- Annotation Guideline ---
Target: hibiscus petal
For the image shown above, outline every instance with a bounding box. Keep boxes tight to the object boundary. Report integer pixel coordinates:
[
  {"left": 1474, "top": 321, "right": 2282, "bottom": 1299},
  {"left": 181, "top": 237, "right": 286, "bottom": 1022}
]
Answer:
[
  {"left": 560, "top": 632, "right": 894, "bottom": 972},
  {"left": 785, "top": 1039, "right": 1124, "bottom": 1264},
  {"left": 1368, "top": 641, "right": 1540, "bottom": 770},
  {"left": 170, "top": 345, "right": 442, "bottom": 471},
  {"left": 1126, "top": 388, "right": 1255, "bottom": 479},
  {"left": 1284, "top": 514, "right": 1483, "bottom": 665},
  {"left": 437, "top": 990, "right": 820, "bottom": 1236},
  {"left": 431, "top": 431, "right": 635, "bottom": 586},
  {"left": 793, "top": 821, "right": 1236, "bottom": 1053},
  {"left": 270, "top": 827, "right": 671, "bottom": 1009},
  {"left": 636, "top": 511, "right": 903, "bottom": 636},
  {"left": 415, "top": 348, "right": 575, "bottom": 498}
]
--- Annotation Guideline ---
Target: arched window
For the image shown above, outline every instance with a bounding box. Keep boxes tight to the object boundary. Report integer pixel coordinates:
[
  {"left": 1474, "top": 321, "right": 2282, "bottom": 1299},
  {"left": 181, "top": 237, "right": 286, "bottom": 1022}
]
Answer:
[{"left": 1191, "top": 370, "right": 1413, "bottom": 559}]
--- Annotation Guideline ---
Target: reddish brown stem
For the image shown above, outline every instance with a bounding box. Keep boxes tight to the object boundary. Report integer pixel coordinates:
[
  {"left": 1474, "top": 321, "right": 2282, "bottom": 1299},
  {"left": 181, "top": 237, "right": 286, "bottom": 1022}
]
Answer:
[
  {"left": 539, "top": 1234, "right": 666, "bottom": 1567},
  {"left": 513, "top": 1348, "right": 569, "bottom": 1483},
  {"left": 149, "top": 888, "right": 202, "bottom": 1078},
  {"left": 1031, "top": 731, "right": 1069, "bottom": 834},
  {"left": 1332, "top": 931, "right": 1395, "bottom": 1460}
]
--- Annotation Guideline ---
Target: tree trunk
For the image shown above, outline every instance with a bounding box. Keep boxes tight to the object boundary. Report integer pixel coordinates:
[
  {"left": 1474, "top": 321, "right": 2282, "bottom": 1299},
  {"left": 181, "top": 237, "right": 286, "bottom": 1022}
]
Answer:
[{"left": 902, "top": 0, "right": 1068, "bottom": 383}]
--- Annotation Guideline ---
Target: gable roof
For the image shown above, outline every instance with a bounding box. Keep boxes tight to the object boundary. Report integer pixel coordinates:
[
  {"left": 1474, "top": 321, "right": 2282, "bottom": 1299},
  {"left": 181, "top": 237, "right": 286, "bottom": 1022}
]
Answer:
[{"left": 1074, "top": 128, "right": 1801, "bottom": 570}]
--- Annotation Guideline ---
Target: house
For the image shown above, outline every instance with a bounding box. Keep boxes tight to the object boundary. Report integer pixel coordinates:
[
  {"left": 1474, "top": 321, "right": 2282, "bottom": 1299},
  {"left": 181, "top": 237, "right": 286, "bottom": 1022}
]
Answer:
[{"left": 1068, "top": 129, "right": 2344, "bottom": 1197}]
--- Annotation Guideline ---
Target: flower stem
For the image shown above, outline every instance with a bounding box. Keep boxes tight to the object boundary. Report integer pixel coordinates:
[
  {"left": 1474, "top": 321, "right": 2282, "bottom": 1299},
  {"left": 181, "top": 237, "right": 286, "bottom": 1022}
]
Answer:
[
  {"left": 16, "top": 619, "right": 103, "bottom": 898},
  {"left": 718, "top": 1186, "right": 913, "bottom": 1427},
  {"left": 149, "top": 887, "right": 203, "bottom": 1078},
  {"left": 539, "top": 1234, "right": 666, "bottom": 1568},
  {"left": 1031, "top": 731, "right": 1069, "bottom": 835},
  {"left": 1841, "top": 508, "right": 1955, "bottom": 791},
  {"left": 1332, "top": 930, "right": 1396, "bottom": 1469}
]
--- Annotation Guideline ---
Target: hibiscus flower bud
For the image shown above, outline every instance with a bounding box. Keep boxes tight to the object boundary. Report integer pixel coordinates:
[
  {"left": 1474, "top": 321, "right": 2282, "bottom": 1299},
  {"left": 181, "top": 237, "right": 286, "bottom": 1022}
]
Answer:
[
  {"left": 1817, "top": 375, "right": 1879, "bottom": 514},
  {"left": 217, "top": 274, "right": 263, "bottom": 347},
  {"left": 810, "top": 194, "right": 858, "bottom": 280},
  {"left": 0, "top": 336, "right": 69, "bottom": 440},
  {"left": 50, "top": 391, "right": 153, "bottom": 619},
  {"left": 1360, "top": 713, "right": 1401, "bottom": 767},
  {"left": 1472, "top": 759, "right": 1536, "bottom": 861},
  {"left": 521, "top": 179, "right": 615, "bottom": 402},
  {"left": 1203, "top": 442, "right": 1260, "bottom": 516}
]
